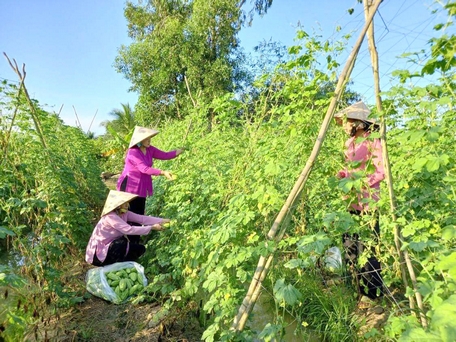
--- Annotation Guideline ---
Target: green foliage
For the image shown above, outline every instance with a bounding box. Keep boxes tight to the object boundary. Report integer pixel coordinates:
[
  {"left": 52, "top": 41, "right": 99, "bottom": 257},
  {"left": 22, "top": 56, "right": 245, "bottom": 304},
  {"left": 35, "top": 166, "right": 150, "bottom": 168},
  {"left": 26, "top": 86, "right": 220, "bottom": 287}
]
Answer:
[
  {"left": 126, "top": 30, "right": 369, "bottom": 341},
  {"left": 1, "top": 2, "right": 455, "bottom": 341},
  {"left": 116, "top": 0, "right": 251, "bottom": 122},
  {"left": 130, "top": 5, "right": 456, "bottom": 340},
  {"left": 0, "top": 79, "right": 106, "bottom": 338}
]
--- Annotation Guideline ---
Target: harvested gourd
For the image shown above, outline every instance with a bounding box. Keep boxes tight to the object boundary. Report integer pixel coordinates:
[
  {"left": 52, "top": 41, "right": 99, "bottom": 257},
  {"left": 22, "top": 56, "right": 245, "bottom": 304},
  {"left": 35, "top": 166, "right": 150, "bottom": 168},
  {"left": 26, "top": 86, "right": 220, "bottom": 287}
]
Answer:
[{"left": 85, "top": 261, "right": 148, "bottom": 304}]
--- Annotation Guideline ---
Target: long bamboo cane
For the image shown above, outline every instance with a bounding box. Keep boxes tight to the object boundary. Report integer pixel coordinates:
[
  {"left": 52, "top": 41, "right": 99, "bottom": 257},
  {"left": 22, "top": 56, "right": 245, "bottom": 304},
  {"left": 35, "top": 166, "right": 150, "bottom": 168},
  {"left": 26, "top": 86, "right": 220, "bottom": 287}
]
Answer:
[
  {"left": 3, "top": 53, "right": 48, "bottom": 150},
  {"left": 231, "top": 0, "right": 384, "bottom": 332},
  {"left": 1, "top": 78, "right": 24, "bottom": 165},
  {"left": 362, "top": 0, "right": 427, "bottom": 327}
]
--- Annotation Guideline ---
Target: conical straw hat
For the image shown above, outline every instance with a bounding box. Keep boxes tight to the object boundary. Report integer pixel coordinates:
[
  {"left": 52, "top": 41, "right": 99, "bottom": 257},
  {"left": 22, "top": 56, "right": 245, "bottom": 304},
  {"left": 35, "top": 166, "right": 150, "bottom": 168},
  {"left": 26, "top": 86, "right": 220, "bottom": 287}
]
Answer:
[
  {"left": 334, "top": 101, "right": 376, "bottom": 123},
  {"left": 101, "top": 190, "right": 138, "bottom": 216},
  {"left": 128, "top": 126, "right": 159, "bottom": 148}
]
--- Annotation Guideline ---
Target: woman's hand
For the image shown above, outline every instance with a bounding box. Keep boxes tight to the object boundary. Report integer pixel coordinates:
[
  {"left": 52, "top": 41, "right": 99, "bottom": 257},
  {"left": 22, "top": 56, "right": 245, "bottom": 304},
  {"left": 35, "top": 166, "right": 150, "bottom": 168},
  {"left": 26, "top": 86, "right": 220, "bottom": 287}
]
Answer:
[
  {"left": 152, "top": 219, "right": 171, "bottom": 231},
  {"left": 151, "top": 223, "right": 165, "bottom": 231},
  {"left": 337, "top": 170, "right": 347, "bottom": 178},
  {"left": 160, "top": 170, "right": 176, "bottom": 180},
  {"left": 175, "top": 147, "right": 186, "bottom": 156}
]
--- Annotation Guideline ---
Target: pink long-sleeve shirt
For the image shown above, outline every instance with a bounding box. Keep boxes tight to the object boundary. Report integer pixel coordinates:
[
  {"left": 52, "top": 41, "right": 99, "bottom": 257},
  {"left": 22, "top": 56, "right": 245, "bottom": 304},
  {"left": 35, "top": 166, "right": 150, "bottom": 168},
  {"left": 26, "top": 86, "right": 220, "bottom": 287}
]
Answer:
[
  {"left": 339, "top": 133, "right": 385, "bottom": 211},
  {"left": 117, "top": 146, "right": 177, "bottom": 198},
  {"left": 85, "top": 211, "right": 165, "bottom": 264}
]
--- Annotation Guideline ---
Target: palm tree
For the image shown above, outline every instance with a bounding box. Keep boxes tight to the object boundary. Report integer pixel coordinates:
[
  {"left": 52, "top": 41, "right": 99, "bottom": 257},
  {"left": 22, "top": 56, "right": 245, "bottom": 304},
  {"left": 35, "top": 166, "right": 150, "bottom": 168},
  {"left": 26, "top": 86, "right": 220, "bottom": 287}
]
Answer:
[{"left": 100, "top": 103, "right": 136, "bottom": 137}]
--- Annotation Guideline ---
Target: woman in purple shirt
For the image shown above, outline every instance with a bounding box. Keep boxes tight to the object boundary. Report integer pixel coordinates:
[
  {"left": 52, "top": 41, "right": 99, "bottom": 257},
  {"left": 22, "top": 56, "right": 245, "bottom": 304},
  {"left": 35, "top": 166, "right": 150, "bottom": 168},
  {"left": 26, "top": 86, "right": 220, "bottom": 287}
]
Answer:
[
  {"left": 117, "top": 126, "right": 184, "bottom": 216},
  {"left": 86, "top": 190, "right": 170, "bottom": 266},
  {"left": 334, "top": 101, "right": 385, "bottom": 302}
]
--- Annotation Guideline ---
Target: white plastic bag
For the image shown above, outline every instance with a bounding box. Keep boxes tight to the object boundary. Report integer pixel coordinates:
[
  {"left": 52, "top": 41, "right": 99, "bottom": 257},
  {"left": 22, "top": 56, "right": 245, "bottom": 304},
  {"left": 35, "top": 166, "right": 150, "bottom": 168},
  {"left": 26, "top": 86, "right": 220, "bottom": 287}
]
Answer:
[
  {"left": 85, "top": 261, "right": 148, "bottom": 304},
  {"left": 324, "top": 247, "right": 342, "bottom": 272}
]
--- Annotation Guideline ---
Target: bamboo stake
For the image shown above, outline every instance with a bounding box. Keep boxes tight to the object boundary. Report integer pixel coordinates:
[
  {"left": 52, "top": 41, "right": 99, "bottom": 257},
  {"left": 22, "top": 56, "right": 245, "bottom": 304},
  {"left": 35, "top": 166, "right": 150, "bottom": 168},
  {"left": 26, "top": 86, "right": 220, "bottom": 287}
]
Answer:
[
  {"left": 362, "top": 0, "right": 427, "bottom": 327},
  {"left": 231, "top": 0, "right": 384, "bottom": 332},
  {"left": 87, "top": 109, "right": 98, "bottom": 135},
  {"left": 3, "top": 53, "right": 48, "bottom": 150},
  {"left": 1, "top": 77, "right": 24, "bottom": 164}
]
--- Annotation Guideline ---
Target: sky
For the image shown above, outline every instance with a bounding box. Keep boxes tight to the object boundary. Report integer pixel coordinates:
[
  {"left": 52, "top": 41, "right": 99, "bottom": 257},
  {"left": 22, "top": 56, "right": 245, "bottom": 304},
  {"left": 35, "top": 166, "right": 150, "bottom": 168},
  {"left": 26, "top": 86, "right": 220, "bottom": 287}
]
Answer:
[{"left": 0, "top": 0, "right": 449, "bottom": 136}]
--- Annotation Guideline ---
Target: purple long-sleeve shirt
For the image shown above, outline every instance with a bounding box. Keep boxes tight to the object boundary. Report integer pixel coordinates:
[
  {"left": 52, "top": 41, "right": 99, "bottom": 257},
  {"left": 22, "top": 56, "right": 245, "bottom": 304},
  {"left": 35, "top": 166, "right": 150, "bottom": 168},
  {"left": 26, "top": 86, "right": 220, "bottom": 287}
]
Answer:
[
  {"left": 117, "top": 146, "right": 177, "bottom": 198},
  {"left": 85, "top": 211, "right": 165, "bottom": 264},
  {"left": 338, "top": 133, "right": 385, "bottom": 211}
]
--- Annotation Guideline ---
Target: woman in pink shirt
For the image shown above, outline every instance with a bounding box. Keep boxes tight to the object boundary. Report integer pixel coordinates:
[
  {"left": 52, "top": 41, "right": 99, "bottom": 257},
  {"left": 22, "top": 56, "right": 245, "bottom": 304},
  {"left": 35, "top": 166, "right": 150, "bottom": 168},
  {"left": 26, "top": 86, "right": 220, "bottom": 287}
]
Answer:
[
  {"left": 85, "top": 190, "right": 170, "bottom": 266},
  {"left": 335, "top": 101, "right": 385, "bottom": 302},
  {"left": 117, "top": 126, "right": 184, "bottom": 216}
]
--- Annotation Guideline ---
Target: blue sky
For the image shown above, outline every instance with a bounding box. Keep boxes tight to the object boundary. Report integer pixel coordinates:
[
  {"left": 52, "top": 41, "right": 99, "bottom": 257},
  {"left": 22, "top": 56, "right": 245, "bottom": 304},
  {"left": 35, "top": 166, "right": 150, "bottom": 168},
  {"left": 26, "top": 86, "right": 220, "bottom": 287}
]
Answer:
[{"left": 0, "top": 0, "right": 448, "bottom": 135}]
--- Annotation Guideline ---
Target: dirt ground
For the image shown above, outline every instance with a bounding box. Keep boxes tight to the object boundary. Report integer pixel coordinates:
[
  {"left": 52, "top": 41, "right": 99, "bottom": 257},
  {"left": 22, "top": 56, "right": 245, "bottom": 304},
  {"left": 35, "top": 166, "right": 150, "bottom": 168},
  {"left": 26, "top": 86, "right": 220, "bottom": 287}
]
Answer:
[
  {"left": 19, "top": 256, "right": 205, "bottom": 342},
  {"left": 48, "top": 297, "right": 205, "bottom": 342},
  {"left": 19, "top": 266, "right": 392, "bottom": 342}
]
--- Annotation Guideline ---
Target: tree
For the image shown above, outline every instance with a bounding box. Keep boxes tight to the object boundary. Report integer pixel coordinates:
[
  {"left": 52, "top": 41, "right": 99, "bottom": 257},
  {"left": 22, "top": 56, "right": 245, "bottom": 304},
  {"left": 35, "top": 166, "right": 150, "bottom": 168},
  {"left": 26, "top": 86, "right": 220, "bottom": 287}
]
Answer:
[
  {"left": 115, "top": 0, "right": 273, "bottom": 124},
  {"left": 100, "top": 102, "right": 136, "bottom": 136}
]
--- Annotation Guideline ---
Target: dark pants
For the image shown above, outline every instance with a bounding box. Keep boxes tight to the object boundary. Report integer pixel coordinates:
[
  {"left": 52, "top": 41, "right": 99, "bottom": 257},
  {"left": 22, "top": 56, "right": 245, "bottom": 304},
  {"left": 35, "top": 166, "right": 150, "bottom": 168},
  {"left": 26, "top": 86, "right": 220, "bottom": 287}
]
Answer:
[
  {"left": 128, "top": 197, "right": 147, "bottom": 216},
  {"left": 342, "top": 211, "right": 383, "bottom": 299},
  {"left": 92, "top": 236, "right": 146, "bottom": 266},
  {"left": 119, "top": 176, "right": 146, "bottom": 244}
]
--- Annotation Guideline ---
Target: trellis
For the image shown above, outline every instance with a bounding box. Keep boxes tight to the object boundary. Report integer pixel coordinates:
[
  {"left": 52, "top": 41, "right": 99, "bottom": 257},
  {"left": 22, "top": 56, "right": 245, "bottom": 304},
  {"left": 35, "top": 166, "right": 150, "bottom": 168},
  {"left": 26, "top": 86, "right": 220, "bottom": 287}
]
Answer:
[{"left": 231, "top": 0, "right": 427, "bottom": 333}]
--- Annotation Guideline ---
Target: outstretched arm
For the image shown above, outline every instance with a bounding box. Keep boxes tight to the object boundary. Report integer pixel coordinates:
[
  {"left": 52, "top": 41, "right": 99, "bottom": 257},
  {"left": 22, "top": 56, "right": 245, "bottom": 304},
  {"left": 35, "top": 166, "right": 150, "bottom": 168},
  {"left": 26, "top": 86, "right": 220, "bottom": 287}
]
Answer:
[{"left": 127, "top": 148, "right": 162, "bottom": 176}]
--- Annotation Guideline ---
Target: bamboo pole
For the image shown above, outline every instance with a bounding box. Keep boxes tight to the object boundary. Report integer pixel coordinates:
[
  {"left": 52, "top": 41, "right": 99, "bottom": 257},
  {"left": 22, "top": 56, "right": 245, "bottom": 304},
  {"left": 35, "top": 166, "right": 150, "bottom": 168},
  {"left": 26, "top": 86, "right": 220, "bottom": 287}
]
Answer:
[
  {"left": 1, "top": 77, "right": 24, "bottom": 164},
  {"left": 362, "top": 0, "right": 427, "bottom": 327},
  {"left": 3, "top": 53, "right": 48, "bottom": 150},
  {"left": 231, "top": 0, "right": 384, "bottom": 332}
]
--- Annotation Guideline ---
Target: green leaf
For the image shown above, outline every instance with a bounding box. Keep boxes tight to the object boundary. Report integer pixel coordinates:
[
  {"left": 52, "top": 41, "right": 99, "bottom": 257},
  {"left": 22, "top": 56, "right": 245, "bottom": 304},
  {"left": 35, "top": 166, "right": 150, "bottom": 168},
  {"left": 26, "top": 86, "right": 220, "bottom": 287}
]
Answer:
[
  {"left": 258, "top": 323, "right": 283, "bottom": 342},
  {"left": 402, "top": 224, "right": 416, "bottom": 238},
  {"left": 412, "top": 158, "right": 428, "bottom": 171},
  {"left": 426, "top": 128, "right": 440, "bottom": 142},
  {"left": 434, "top": 23, "right": 445, "bottom": 30},
  {"left": 399, "top": 328, "right": 441, "bottom": 342},
  {"left": 338, "top": 177, "right": 354, "bottom": 193},
  {"left": 426, "top": 158, "right": 440, "bottom": 172},
  {"left": 436, "top": 252, "right": 456, "bottom": 278},
  {"left": 431, "top": 295, "right": 456, "bottom": 340},
  {"left": 442, "top": 226, "right": 456, "bottom": 241},
  {"left": 201, "top": 322, "right": 218, "bottom": 342},
  {"left": 202, "top": 270, "right": 224, "bottom": 292},
  {"left": 297, "top": 232, "right": 331, "bottom": 254},
  {"left": 273, "top": 279, "right": 302, "bottom": 306},
  {"left": 408, "top": 130, "right": 426, "bottom": 143},
  {"left": 284, "top": 259, "right": 305, "bottom": 269},
  {"left": 0, "top": 226, "right": 15, "bottom": 239},
  {"left": 407, "top": 241, "right": 427, "bottom": 252}
]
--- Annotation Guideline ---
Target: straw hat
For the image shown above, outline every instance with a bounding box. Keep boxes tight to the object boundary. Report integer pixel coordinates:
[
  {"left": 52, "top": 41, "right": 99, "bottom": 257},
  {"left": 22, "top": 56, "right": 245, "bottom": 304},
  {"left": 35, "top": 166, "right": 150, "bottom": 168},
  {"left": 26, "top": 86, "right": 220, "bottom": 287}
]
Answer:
[
  {"left": 101, "top": 190, "right": 138, "bottom": 216},
  {"left": 334, "top": 101, "right": 376, "bottom": 124},
  {"left": 128, "top": 126, "right": 159, "bottom": 148}
]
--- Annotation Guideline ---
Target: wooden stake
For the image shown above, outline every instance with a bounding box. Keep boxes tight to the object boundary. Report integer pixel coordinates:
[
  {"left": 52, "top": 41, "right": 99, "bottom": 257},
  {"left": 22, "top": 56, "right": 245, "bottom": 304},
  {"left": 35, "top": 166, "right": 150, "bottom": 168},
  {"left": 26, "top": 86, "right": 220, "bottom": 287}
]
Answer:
[
  {"left": 3, "top": 52, "right": 48, "bottom": 150},
  {"left": 362, "top": 0, "right": 427, "bottom": 327},
  {"left": 231, "top": 0, "right": 384, "bottom": 332},
  {"left": 1, "top": 77, "right": 24, "bottom": 164}
]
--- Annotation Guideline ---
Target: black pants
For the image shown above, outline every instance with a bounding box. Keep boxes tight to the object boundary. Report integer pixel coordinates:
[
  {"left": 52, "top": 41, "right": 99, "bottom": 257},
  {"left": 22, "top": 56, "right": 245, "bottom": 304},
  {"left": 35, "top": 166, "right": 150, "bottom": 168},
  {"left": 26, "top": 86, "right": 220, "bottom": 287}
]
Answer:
[
  {"left": 92, "top": 236, "right": 146, "bottom": 266},
  {"left": 342, "top": 211, "right": 383, "bottom": 299}
]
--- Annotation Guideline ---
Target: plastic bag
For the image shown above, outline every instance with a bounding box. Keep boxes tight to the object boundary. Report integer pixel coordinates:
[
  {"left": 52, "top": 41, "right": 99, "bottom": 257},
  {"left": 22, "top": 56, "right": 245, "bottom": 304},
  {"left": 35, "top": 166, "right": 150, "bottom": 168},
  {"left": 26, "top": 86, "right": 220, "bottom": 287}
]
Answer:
[
  {"left": 324, "top": 247, "right": 342, "bottom": 272},
  {"left": 85, "top": 261, "right": 148, "bottom": 304}
]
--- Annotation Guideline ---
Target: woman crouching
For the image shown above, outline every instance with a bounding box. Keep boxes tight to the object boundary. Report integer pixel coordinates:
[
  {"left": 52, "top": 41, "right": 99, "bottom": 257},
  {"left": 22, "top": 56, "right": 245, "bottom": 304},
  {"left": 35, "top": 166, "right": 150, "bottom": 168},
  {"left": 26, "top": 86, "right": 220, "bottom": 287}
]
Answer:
[{"left": 85, "top": 190, "right": 170, "bottom": 266}]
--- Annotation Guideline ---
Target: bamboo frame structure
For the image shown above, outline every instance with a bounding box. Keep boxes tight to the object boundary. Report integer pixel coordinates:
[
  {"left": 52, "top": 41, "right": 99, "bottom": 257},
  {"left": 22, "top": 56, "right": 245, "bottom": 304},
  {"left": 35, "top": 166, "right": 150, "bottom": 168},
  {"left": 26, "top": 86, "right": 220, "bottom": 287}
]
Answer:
[
  {"left": 363, "top": 0, "right": 427, "bottom": 328},
  {"left": 3, "top": 52, "right": 49, "bottom": 151},
  {"left": 231, "top": 0, "right": 383, "bottom": 332},
  {"left": 1, "top": 75, "right": 24, "bottom": 164}
]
